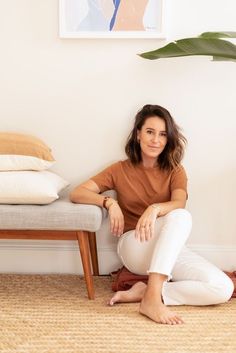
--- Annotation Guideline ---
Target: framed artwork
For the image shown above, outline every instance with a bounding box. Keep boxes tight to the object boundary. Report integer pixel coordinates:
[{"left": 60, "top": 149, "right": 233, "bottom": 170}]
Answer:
[{"left": 59, "top": 0, "right": 165, "bottom": 38}]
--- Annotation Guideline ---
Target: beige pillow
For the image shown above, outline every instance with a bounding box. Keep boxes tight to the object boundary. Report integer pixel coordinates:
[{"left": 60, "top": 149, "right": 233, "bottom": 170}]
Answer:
[
  {"left": 0, "top": 132, "right": 55, "bottom": 171},
  {"left": 0, "top": 171, "right": 69, "bottom": 204}
]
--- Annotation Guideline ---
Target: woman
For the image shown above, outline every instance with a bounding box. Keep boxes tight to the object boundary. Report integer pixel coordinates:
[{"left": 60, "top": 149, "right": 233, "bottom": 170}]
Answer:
[{"left": 70, "top": 104, "right": 234, "bottom": 325}]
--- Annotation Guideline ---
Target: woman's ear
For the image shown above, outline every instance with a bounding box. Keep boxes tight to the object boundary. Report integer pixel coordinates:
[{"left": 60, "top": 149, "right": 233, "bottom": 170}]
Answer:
[{"left": 137, "top": 130, "right": 140, "bottom": 142}]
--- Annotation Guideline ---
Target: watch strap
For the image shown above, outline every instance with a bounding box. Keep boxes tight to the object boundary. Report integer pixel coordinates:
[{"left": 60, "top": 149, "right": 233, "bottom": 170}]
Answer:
[{"left": 103, "top": 196, "right": 110, "bottom": 209}]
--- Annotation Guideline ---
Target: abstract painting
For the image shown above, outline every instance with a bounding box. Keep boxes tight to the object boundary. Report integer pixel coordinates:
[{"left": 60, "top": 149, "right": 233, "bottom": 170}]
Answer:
[{"left": 59, "top": 0, "right": 165, "bottom": 38}]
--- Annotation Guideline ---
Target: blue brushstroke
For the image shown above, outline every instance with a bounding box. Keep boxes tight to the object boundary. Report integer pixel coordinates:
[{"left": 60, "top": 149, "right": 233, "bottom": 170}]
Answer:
[{"left": 109, "top": 0, "right": 121, "bottom": 31}]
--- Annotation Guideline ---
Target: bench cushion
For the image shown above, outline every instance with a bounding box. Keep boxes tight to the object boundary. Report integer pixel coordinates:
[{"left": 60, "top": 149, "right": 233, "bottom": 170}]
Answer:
[{"left": 0, "top": 198, "right": 102, "bottom": 231}]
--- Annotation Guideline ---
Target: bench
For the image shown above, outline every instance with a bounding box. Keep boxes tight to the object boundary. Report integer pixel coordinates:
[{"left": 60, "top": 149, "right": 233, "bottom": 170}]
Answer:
[{"left": 0, "top": 197, "right": 103, "bottom": 299}]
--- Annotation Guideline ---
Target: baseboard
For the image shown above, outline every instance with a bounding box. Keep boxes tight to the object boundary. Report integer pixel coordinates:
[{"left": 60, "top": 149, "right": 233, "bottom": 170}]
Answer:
[
  {"left": 0, "top": 240, "right": 235, "bottom": 274},
  {"left": 188, "top": 244, "right": 236, "bottom": 272},
  {"left": 0, "top": 240, "right": 121, "bottom": 275}
]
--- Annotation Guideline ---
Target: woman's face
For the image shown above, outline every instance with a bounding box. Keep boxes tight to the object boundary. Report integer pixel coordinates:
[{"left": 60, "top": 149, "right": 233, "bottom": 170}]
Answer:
[{"left": 137, "top": 116, "right": 167, "bottom": 164}]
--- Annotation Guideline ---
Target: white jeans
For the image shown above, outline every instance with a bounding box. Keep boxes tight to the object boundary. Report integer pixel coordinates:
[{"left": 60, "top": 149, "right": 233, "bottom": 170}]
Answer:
[{"left": 117, "top": 209, "right": 234, "bottom": 306}]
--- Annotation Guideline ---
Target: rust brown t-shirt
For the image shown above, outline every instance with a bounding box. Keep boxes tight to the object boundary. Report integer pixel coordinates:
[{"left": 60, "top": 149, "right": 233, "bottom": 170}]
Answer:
[{"left": 91, "top": 159, "right": 187, "bottom": 232}]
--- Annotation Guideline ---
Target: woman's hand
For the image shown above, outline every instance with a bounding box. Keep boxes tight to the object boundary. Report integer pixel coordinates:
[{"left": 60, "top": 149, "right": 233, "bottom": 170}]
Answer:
[
  {"left": 135, "top": 205, "right": 160, "bottom": 242},
  {"left": 107, "top": 200, "right": 124, "bottom": 237}
]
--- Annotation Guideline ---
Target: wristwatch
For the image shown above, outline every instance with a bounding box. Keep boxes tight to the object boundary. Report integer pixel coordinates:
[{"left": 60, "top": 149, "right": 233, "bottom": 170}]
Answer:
[{"left": 103, "top": 196, "right": 111, "bottom": 209}]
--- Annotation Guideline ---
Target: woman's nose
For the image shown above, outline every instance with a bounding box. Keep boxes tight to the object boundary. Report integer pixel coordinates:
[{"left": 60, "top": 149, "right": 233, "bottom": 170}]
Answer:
[{"left": 152, "top": 134, "right": 160, "bottom": 144}]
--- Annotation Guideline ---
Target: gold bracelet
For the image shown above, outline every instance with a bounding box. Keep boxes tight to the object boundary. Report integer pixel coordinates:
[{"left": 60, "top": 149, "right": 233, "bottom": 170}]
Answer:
[{"left": 151, "top": 204, "right": 161, "bottom": 214}]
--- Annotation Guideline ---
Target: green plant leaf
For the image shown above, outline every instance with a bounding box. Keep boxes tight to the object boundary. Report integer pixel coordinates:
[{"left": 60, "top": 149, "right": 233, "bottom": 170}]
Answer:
[
  {"left": 212, "top": 56, "right": 236, "bottom": 61},
  {"left": 199, "top": 31, "right": 236, "bottom": 39},
  {"left": 139, "top": 36, "right": 236, "bottom": 62}
]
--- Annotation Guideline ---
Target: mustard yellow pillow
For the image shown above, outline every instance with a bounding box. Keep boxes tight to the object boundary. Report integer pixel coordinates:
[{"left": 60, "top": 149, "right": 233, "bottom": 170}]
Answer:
[{"left": 0, "top": 132, "right": 55, "bottom": 171}]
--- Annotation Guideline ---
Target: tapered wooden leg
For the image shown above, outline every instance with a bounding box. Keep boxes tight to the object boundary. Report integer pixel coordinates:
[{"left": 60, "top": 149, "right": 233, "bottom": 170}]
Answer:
[
  {"left": 88, "top": 232, "right": 99, "bottom": 276},
  {"left": 76, "top": 230, "right": 95, "bottom": 300}
]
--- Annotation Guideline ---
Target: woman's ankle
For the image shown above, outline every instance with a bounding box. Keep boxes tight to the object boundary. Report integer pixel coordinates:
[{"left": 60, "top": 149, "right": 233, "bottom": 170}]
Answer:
[
  {"left": 148, "top": 272, "right": 168, "bottom": 284},
  {"left": 143, "top": 273, "right": 167, "bottom": 303}
]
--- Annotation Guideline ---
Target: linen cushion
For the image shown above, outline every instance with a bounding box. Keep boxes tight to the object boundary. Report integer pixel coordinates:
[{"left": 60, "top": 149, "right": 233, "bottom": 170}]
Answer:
[
  {"left": 0, "top": 132, "right": 55, "bottom": 171},
  {"left": 0, "top": 171, "right": 69, "bottom": 204},
  {"left": 0, "top": 198, "right": 102, "bottom": 231}
]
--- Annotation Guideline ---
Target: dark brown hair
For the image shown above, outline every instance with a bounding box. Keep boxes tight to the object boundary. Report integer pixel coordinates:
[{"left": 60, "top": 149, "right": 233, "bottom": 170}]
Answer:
[{"left": 125, "top": 104, "right": 187, "bottom": 171}]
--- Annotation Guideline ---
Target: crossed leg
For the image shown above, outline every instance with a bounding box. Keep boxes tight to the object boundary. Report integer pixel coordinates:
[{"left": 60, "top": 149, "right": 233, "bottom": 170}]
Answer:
[
  {"left": 108, "top": 210, "right": 234, "bottom": 325},
  {"left": 109, "top": 209, "right": 192, "bottom": 324},
  {"left": 108, "top": 246, "right": 234, "bottom": 324}
]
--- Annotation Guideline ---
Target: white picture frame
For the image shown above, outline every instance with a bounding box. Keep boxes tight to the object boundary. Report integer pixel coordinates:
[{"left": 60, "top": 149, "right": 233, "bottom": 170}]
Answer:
[{"left": 59, "top": 0, "right": 166, "bottom": 39}]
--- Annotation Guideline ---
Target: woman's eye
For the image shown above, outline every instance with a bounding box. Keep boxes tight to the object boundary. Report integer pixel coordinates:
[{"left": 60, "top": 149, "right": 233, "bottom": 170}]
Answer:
[
  {"left": 147, "top": 130, "right": 153, "bottom": 134},
  {"left": 160, "top": 132, "right": 167, "bottom": 137}
]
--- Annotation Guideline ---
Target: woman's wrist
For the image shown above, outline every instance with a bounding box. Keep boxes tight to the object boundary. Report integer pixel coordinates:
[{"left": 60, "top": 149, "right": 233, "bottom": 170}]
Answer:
[
  {"left": 151, "top": 203, "right": 161, "bottom": 216},
  {"left": 103, "top": 196, "right": 117, "bottom": 210}
]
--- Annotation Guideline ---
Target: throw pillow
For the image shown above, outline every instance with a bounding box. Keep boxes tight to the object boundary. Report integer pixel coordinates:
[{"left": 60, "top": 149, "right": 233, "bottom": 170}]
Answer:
[
  {"left": 0, "top": 132, "right": 55, "bottom": 171},
  {"left": 0, "top": 170, "right": 69, "bottom": 204}
]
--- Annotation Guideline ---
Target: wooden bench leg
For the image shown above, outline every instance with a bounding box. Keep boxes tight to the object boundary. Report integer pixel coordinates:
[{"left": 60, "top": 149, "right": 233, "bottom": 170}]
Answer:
[
  {"left": 88, "top": 232, "right": 99, "bottom": 276},
  {"left": 76, "top": 230, "right": 95, "bottom": 300}
]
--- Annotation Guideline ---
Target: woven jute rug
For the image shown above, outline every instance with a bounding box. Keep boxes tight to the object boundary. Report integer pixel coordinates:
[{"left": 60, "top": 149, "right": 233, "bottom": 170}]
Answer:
[{"left": 0, "top": 274, "right": 235, "bottom": 353}]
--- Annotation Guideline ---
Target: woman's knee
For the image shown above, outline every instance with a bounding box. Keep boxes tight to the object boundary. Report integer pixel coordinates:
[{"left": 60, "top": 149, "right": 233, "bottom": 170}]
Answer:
[
  {"left": 165, "top": 208, "right": 192, "bottom": 231},
  {"left": 117, "top": 230, "right": 153, "bottom": 275},
  {"left": 117, "top": 230, "right": 137, "bottom": 268},
  {"left": 167, "top": 208, "right": 192, "bottom": 221},
  {"left": 215, "top": 274, "right": 234, "bottom": 303},
  {"left": 208, "top": 272, "right": 234, "bottom": 304}
]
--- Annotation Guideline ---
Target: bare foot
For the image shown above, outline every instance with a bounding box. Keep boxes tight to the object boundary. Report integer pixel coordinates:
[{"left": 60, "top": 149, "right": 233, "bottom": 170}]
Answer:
[
  {"left": 108, "top": 281, "right": 147, "bottom": 306},
  {"left": 140, "top": 297, "right": 184, "bottom": 325}
]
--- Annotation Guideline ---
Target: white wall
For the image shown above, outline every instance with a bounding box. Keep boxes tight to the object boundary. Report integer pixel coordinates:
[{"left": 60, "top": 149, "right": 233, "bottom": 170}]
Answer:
[{"left": 0, "top": 0, "right": 236, "bottom": 273}]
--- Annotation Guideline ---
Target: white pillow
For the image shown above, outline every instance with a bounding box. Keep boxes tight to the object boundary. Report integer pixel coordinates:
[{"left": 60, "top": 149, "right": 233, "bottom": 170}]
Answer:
[
  {"left": 0, "top": 171, "right": 69, "bottom": 204},
  {"left": 0, "top": 155, "right": 55, "bottom": 171},
  {"left": 0, "top": 132, "right": 55, "bottom": 171}
]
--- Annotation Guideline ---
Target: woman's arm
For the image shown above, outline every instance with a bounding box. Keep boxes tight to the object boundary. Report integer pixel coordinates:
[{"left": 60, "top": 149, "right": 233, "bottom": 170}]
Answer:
[
  {"left": 135, "top": 189, "right": 187, "bottom": 242},
  {"left": 70, "top": 179, "right": 105, "bottom": 207},
  {"left": 70, "top": 180, "right": 124, "bottom": 237},
  {"left": 154, "top": 189, "right": 187, "bottom": 217}
]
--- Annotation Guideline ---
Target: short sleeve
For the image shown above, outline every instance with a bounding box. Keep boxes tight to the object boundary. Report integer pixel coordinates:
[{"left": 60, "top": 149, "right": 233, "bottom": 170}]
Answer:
[
  {"left": 90, "top": 163, "right": 118, "bottom": 193},
  {"left": 170, "top": 165, "right": 188, "bottom": 194}
]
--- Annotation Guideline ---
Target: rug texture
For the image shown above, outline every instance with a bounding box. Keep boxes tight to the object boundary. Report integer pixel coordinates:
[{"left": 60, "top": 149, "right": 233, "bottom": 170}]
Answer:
[{"left": 0, "top": 274, "right": 235, "bottom": 353}]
